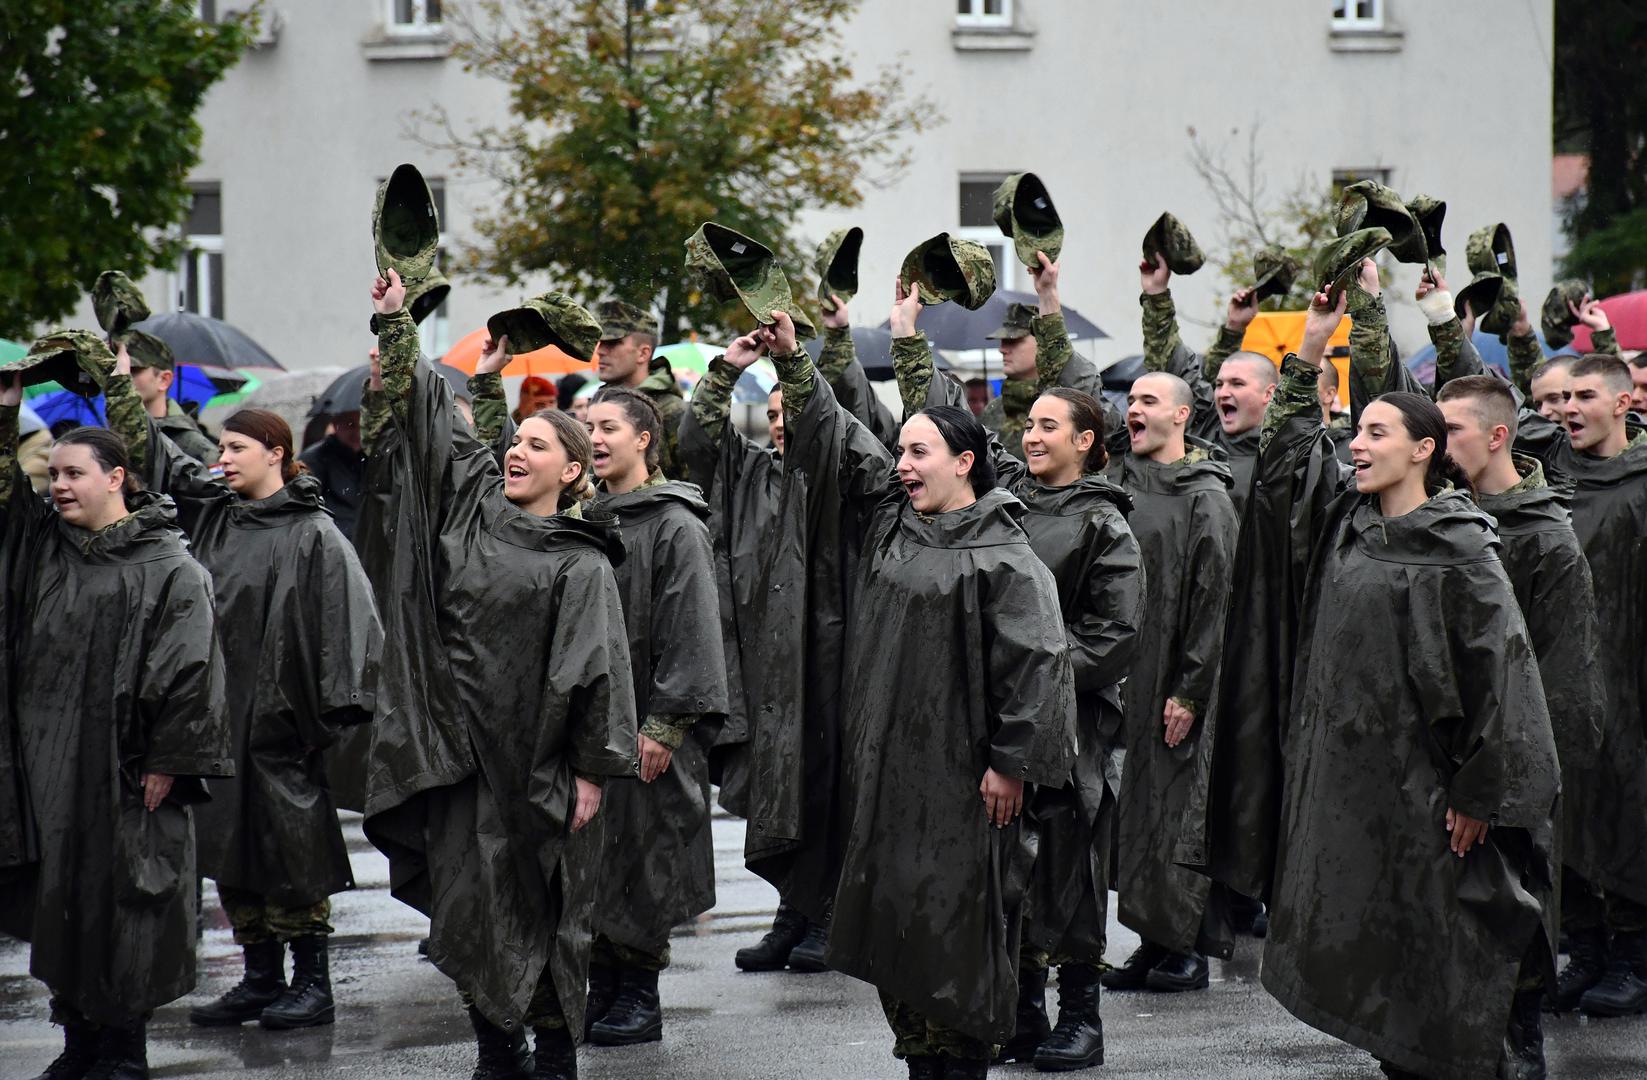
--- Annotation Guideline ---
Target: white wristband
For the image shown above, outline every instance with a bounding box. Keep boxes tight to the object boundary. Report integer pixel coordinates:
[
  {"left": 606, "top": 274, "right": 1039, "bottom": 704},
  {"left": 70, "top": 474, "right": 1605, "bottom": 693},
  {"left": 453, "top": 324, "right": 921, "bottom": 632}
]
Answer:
[{"left": 1417, "top": 288, "right": 1456, "bottom": 326}]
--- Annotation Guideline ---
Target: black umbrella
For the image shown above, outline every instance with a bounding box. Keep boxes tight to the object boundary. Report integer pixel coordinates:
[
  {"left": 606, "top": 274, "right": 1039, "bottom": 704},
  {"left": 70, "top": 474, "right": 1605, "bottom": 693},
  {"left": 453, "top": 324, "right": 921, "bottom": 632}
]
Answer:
[
  {"left": 310, "top": 361, "right": 470, "bottom": 416},
  {"left": 129, "top": 310, "right": 285, "bottom": 371},
  {"left": 804, "top": 326, "right": 950, "bottom": 381},
  {"left": 878, "top": 290, "right": 1106, "bottom": 352}
]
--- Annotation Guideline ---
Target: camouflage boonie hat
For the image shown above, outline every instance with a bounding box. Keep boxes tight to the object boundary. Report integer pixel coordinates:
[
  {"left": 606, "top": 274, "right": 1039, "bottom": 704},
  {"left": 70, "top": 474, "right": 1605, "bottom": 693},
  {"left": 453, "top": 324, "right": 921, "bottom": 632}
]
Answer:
[
  {"left": 4, "top": 330, "right": 114, "bottom": 397},
  {"left": 124, "top": 329, "right": 175, "bottom": 371},
  {"left": 1313, "top": 227, "right": 1392, "bottom": 308},
  {"left": 1406, "top": 194, "right": 1446, "bottom": 263},
  {"left": 992, "top": 173, "right": 1063, "bottom": 268},
  {"left": 1252, "top": 246, "right": 1301, "bottom": 302},
  {"left": 487, "top": 293, "right": 603, "bottom": 361},
  {"left": 815, "top": 227, "right": 864, "bottom": 313},
  {"left": 92, "top": 271, "right": 150, "bottom": 335},
  {"left": 1335, "top": 181, "right": 1426, "bottom": 265},
  {"left": 1454, "top": 272, "right": 1520, "bottom": 339},
  {"left": 1540, "top": 279, "right": 1589, "bottom": 349},
  {"left": 1466, "top": 223, "right": 1517, "bottom": 280},
  {"left": 596, "top": 299, "right": 660, "bottom": 343},
  {"left": 985, "top": 302, "right": 1037, "bottom": 341},
  {"left": 373, "top": 163, "right": 440, "bottom": 286},
  {"left": 685, "top": 223, "right": 815, "bottom": 337},
  {"left": 899, "top": 233, "right": 997, "bottom": 310},
  {"left": 405, "top": 268, "right": 450, "bottom": 326},
  {"left": 1142, "top": 213, "right": 1204, "bottom": 275}
]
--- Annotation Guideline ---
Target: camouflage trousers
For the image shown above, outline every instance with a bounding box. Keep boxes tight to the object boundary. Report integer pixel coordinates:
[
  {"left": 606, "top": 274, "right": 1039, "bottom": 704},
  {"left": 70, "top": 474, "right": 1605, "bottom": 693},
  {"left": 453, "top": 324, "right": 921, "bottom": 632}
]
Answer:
[
  {"left": 878, "top": 989, "right": 991, "bottom": 1062},
  {"left": 216, "top": 884, "right": 333, "bottom": 946},
  {"left": 592, "top": 934, "right": 670, "bottom": 972},
  {"left": 458, "top": 980, "right": 566, "bottom": 1031},
  {"left": 1562, "top": 866, "right": 1647, "bottom": 934}
]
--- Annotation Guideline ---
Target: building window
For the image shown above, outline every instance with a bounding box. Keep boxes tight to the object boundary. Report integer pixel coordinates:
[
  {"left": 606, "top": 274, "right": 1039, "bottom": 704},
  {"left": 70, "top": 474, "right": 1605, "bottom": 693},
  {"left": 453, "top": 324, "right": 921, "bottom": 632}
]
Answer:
[
  {"left": 195, "top": 0, "right": 218, "bottom": 23},
  {"left": 388, "top": 0, "right": 443, "bottom": 35},
  {"left": 426, "top": 179, "right": 452, "bottom": 355},
  {"left": 1332, "top": 0, "right": 1383, "bottom": 31},
  {"left": 956, "top": 0, "right": 1012, "bottom": 29},
  {"left": 179, "top": 185, "right": 224, "bottom": 320},
  {"left": 956, "top": 175, "right": 1020, "bottom": 294}
]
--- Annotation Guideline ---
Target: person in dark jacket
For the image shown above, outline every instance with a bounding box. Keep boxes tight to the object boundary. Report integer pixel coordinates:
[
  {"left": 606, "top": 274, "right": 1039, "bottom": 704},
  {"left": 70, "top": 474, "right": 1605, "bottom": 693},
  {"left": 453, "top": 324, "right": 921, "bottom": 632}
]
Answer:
[
  {"left": 0, "top": 374, "right": 230, "bottom": 1080},
  {"left": 104, "top": 348, "right": 383, "bottom": 1035},
  {"left": 300, "top": 411, "right": 362, "bottom": 538}
]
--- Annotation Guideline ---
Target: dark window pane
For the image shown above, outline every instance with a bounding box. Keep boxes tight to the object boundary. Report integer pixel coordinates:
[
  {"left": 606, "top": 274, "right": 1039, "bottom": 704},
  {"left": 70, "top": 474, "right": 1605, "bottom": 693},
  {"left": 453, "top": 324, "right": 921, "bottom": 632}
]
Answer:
[
  {"left": 209, "top": 252, "right": 224, "bottom": 320},
  {"left": 959, "top": 180, "right": 1001, "bottom": 228},
  {"left": 394, "top": 0, "right": 415, "bottom": 23},
  {"left": 428, "top": 179, "right": 446, "bottom": 223},
  {"left": 958, "top": 0, "right": 970, "bottom": 14},
  {"left": 425, "top": 0, "right": 442, "bottom": 23},
  {"left": 986, "top": 0, "right": 1003, "bottom": 14},
  {"left": 187, "top": 186, "right": 221, "bottom": 235},
  {"left": 199, "top": 0, "right": 218, "bottom": 23},
  {"left": 185, "top": 257, "right": 201, "bottom": 314}
]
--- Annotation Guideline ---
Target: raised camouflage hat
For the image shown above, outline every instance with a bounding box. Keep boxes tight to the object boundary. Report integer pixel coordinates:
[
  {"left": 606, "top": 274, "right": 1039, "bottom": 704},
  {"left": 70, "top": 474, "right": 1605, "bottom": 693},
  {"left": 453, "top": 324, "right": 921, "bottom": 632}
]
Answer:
[
  {"left": 898, "top": 233, "right": 997, "bottom": 310},
  {"left": 373, "top": 163, "right": 440, "bottom": 286},
  {"left": 1454, "top": 271, "right": 1520, "bottom": 338},
  {"left": 992, "top": 173, "right": 1063, "bottom": 268},
  {"left": 1540, "top": 279, "right": 1589, "bottom": 349},
  {"left": 1313, "top": 227, "right": 1393, "bottom": 308},
  {"left": 596, "top": 299, "right": 660, "bottom": 343},
  {"left": 3, "top": 330, "right": 114, "bottom": 397},
  {"left": 985, "top": 302, "right": 1037, "bottom": 341},
  {"left": 1253, "top": 246, "right": 1301, "bottom": 302},
  {"left": 815, "top": 227, "right": 864, "bottom": 313},
  {"left": 1465, "top": 223, "right": 1516, "bottom": 281},
  {"left": 685, "top": 222, "right": 815, "bottom": 336},
  {"left": 1335, "top": 181, "right": 1427, "bottom": 265},
  {"left": 1406, "top": 194, "right": 1446, "bottom": 262},
  {"left": 124, "top": 329, "right": 176, "bottom": 371},
  {"left": 92, "top": 270, "right": 150, "bottom": 335},
  {"left": 1142, "top": 212, "right": 1204, "bottom": 275},
  {"left": 486, "top": 293, "right": 603, "bottom": 361},
  {"left": 405, "top": 268, "right": 451, "bottom": 326}
]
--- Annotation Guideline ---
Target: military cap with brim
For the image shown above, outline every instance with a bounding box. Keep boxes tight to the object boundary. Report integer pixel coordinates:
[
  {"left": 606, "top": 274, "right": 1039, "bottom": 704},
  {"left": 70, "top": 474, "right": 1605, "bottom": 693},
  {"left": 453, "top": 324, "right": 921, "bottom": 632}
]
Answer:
[
  {"left": 1466, "top": 224, "right": 1517, "bottom": 281},
  {"left": 2, "top": 330, "right": 114, "bottom": 397},
  {"left": 123, "top": 329, "right": 176, "bottom": 371},
  {"left": 685, "top": 222, "right": 816, "bottom": 336},
  {"left": 1142, "top": 213, "right": 1204, "bottom": 275},
  {"left": 985, "top": 302, "right": 1038, "bottom": 341},
  {"left": 815, "top": 227, "right": 864, "bottom": 313},
  {"left": 1406, "top": 195, "right": 1446, "bottom": 261},
  {"left": 1540, "top": 279, "right": 1589, "bottom": 349},
  {"left": 1454, "top": 272, "right": 1521, "bottom": 338},
  {"left": 406, "top": 268, "right": 451, "bottom": 326},
  {"left": 1313, "top": 228, "right": 1393, "bottom": 308},
  {"left": 1335, "top": 181, "right": 1427, "bottom": 265},
  {"left": 373, "top": 163, "right": 440, "bottom": 286},
  {"left": 486, "top": 293, "right": 603, "bottom": 361},
  {"left": 1253, "top": 246, "right": 1301, "bottom": 302},
  {"left": 93, "top": 271, "right": 151, "bottom": 335},
  {"left": 596, "top": 299, "right": 660, "bottom": 343},
  {"left": 992, "top": 173, "right": 1063, "bottom": 268},
  {"left": 898, "top": 233, "right": 998, "bottom": 311}
]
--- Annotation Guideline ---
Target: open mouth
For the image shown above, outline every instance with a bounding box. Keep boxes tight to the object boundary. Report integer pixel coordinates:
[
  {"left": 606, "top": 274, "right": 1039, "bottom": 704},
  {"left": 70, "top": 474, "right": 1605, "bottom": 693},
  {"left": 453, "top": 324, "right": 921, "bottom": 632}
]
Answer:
[
  {"left": 1128, "top": 419, "right": 1147, "bottom": 438},
  {"left": 903, "top": 478, "right": 925, "bottom": 500},
  {"left": 1218, "top": 402, "right": 1238, "bottom": 420},
  {"left": 591, "top": 451, "right": 611, "bottom": 468},
  {"left": 505, "top": 463, "right": 529, "bottom": 481},
  {"left": 1351, "top": 458, "right": 1371, "bottom": 473}
]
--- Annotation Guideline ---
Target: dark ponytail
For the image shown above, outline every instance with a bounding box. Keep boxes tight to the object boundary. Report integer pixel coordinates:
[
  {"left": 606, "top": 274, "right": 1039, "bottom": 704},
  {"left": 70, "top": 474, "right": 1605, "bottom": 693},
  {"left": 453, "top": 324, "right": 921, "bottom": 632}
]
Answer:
[
  {"left": 917, "top": 405, "right": 997, "bottom": 496},
  {"left": 1376, "top": 391, "right": 1472, "bottom": 496},
  {"left": 54, "top": 427, "right": 142, "bottom": 494},
  {"left": 1040, "top": 387, "right": 1109, "bottom": 473}
]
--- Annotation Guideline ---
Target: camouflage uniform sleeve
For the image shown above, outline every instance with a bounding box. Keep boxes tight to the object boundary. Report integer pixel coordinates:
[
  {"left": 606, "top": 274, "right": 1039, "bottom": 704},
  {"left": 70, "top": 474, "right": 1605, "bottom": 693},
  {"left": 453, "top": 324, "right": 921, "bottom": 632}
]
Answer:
[
  {"left": 1346, "top": 289, "right": 1390, "bottom": 406},
  {"left": 1031, "top": 311, "right": 1073, "bottom": 389},
  {"left": 361, "top": 387, "right": 391, "bottom": 454},
  {"left": 892, "top": 333, "right": 936, "bottom": 418},
  {"left": 375, "top": 307, "right": 419, "bottom": 427},
  {"left": 656, "top": 395, "right": 687, "bottom": 480},
  {"left": 1202, "top": 324, "right": 1246, "bottom": 382},
  {"left": 0, "top": 404, "right": 17, "bottom": 509},
  {"left": 1507, "top": 332, "right": 1543, "bottom": 397},
  {"left": 1594, "top": 326, "right": 1622, "bottom": 357},
  {"left": 468, "top": 372, "right": 508, "bottom": 446},
  {"left": 1260, "top": 353, "right": 1327, "bottom": 454},
  {"left": 1429, "top": 316, "right": 1481, "bottom": 394},
  {"left": 105, "top": 371, "right": 151, "bottom": 475},
  {"left": 771, "top": 346, "right": 816, "bottom": 418},
  {"left": 1140, "top": 290, "right": 1184, "bottom": 374},
  {"left": 690, "top": 357, "right": 741, "bottom": 447},
  {"left": 817, "top": 326, "right": 855, "bottom": 386},
  {"left": 640, "top": 714, "right": 698, "bottom": 751},
  {"left": 997, "top": 379, "right": 1037, "bottom": 458}
]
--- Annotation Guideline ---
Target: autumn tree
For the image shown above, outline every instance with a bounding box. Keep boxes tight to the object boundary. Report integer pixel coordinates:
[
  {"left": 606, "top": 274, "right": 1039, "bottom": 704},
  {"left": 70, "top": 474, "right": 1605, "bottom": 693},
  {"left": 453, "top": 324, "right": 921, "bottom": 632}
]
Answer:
[
  {"left": 0, "top": 2, "right": 255, "bottom": 340},
  {"left": 431, "top": 0, "right": 933, "bottom": 338}
]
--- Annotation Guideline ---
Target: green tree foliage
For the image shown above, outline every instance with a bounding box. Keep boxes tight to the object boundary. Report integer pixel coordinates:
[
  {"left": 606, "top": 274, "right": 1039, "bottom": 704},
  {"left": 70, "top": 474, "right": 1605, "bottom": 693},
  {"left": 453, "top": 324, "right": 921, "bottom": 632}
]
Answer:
[
  {"left": 0, "top": 2, "right": 255, "bottom": 340},
  {"left": 433, "top": 0, "right": 933, "bottom": 339}
]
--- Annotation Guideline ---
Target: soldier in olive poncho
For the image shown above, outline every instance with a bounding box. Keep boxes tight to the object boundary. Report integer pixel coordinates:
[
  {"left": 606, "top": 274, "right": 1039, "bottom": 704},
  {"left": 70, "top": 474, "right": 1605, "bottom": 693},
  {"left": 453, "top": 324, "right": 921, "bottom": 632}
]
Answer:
[{"left": 0, "top": 367, "right": 230, "bottom": 1080}]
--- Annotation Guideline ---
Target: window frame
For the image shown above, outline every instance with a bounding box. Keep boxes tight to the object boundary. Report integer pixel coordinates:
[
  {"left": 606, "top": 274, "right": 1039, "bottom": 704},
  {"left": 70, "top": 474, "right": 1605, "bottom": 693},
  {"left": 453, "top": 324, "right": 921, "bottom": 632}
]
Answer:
[
  {"left": 956, "top": 0, "right": 1013, "bottom": 30},
  {"left": 386, "top": 0, "right": 444, "bottom": 37},
  {"left": 1331, "top": 0, "right": 1384, "bottom": 32},
  {"left": 172, "top": 185, "right": 225, "bottom": 320}
]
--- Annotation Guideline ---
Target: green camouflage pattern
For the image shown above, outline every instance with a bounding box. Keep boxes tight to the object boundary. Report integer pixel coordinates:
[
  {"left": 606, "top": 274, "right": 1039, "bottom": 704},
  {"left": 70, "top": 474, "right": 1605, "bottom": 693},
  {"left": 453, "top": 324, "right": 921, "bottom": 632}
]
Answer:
[
  {"left": 992, "top": 172, "right": 1063, "bottom": 268},
  {"left": 898, "top": 233, "right": 997, "bottom": 310},
  {"left": 8, "top": 329, "right": 114, "bottom": 395},
  {"left": 1140, "top": 289, "right": 1241, "bottom": 384},
  {"left": 879, "top": 988, "right": 991, "bottom": 1062},
  {"left": 639, "top": 713, "right": 697, "bottom": 751},
  {"left": 596, "top": 298, "right": 660, "bottom": 342},
  {"left": 217, "top": 885, "right": 333, "bottom": 946},
  {"left": 1455, "top": 272, "right": 1520, "bottom": 339},
  {"left": 636, "top": 356, "right": 689, "bottom": 480},
  {"left": 688, "top": 357, "right": 743, "bottom": 447},
  {"left": 1427, "top": 314, "right": 1469, "bottom": 386},
  {"left": 1252, "top": 246, "right": 1300, "bottom": 302},
  {"left": 1406, "top": 194, "right": 1446, "bottom": 259},
  {"left": 124, "top": 328, "right": 176, "bottom": 371},
  {"left": 985, "top": 302, "right": 1037, "bottom": 340},
  {"left": 92, "top": 270, "right": 150, "bottom": 334},
  {"left": 1335, "top": 180, "right": 1426, "bottom": 264},
  {"left": 372, "top": 162, "right": 440, "bottom": 285},
  {"left": 486, "top": 292, "right": 602, "bottom": 360},
  {"left": 467, "top": 371, "right": 508, "bottom": 445},
  {"left": 1540, "top": 279, "right": 1588, "bottom": 349},
  {"left": 1465, "top": 223, "right": 1516, "bottom": 280},
  {"left": 685, "top": 222, "right": 814, "bottom": 333},
  {"left": 592, "top": 936, "right": 671, "bottom": 972},
  {"left": 1509, "top": 332, "right": 1546, "bottom": 397},
  {"left": 815, "top": 226, "right": 863, "bottom": 312},
  {"left": 892, "top": 332, "right": 938, "bottom": 420},
  {"left": 1312, "top": 227, "right": 1392, "bottom": 307},
  {"left": 1142, "top": 212, "right": 1204, "bottom": 275},
  {"left": 405, "top": 267, "right": 450, "bottom": 326},
  {"left": 1259, "top": 352, "right": 1325, "bottom": 454}
]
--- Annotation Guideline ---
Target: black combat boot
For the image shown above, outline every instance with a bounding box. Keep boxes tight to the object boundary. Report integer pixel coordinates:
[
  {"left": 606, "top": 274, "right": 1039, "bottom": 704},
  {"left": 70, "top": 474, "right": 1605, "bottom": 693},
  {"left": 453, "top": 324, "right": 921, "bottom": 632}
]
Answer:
[
  {"left": 190, "top": 939, "right": 287, "bottom": 1025},
  {"left": 787, "top": 920, "right": 830, "bottom": 973},
  {"left": 734, "top": 904, "right": 808, "bottom": 972},
  {"left": 1497, "top": 988, "right": 1546, "bottom": 1079},
  {"left": 587, "top": 967, "right": 662, "bottom": 1046},
  {"left": 259, "top": 935, "right": 334, "bottom": 1029},
  {"left": 1251, "top": 908, "right": 1269, "bottom": 938},
  {"left": 941, "top": 1056, "right": 989, "bottom": 1079},
  {"left": 531, "top": 1025, "right": 577, "bottom": 1080},
  {"left": 994, "top": 964, "right": 1050, "bottom": 1064},
  {"left": 82, "top": 1020, "right": 147, "bottom": 1080},
  {"left": 1580, "top": 930, "right": 1647, "bottom": 1017},
  {"left": 1099, "top": 941, "right": 1166, "bottom": 991},
  {"left": 905, "top": 1056, "right": 944, "bottom": 1080},
  {"left": 1145, "top": 950, "right": 1209, "bottom": 992},
  {"left": 29, "top": 1012, "right": 100, "bottom": 1080},
  {"left": 467, "top": 1007, "right": 530, "bottom": 1080},
  {"left": 1033, "top": 963, "right": 1104, "bottom": 1072},
  {"left": 1228, "top": 891, "right": 1264, "bottom": 936},
  {"left": 583, "top": 962, "right": 618, "bottom": 1039},
  {"left": 1546, "top": 926, "right": 1605, "bottom": 1012}
]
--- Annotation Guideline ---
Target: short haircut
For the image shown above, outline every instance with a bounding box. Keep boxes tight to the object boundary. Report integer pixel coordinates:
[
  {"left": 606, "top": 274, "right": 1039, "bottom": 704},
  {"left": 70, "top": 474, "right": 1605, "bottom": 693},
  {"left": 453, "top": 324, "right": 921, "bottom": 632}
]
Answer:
[
  {"left": 1627, "top": 352, "right": 1647, "bottom": 371},
  {"left": 1570, "top": 353, "right": 1633, "bottom": 395},
  {"left": 1531, "top": 354, "right": 1579, "bottom": 381},
  {"left": 1133, "top": 371, "right": 1193, "bottom": 409},
  {"left": 1221, "top": 351, "right": 1278, "bottom": 388},
  {"left": 1437, "top": 375, "right": 1519, "bottom": 440},
  {"left": 964, "top": 377, "right": 989, "bottom": 390}
]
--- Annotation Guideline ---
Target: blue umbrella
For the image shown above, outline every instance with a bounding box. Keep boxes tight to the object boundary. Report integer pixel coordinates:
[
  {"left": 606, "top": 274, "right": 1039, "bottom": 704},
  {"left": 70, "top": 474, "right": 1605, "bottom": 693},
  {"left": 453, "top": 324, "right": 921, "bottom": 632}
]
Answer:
[
  {"left": 1405, "top": 328, "right": 1571, "bottom": 386},
  {"left": 28, "top": 391, "right": 106, "bottom": 429}
]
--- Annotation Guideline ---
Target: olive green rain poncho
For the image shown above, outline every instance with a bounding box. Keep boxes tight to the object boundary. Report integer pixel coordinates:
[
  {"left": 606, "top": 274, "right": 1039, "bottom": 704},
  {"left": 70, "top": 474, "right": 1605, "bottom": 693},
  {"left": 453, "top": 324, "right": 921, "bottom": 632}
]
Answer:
[
  {"left": 588, "top": 478, "right": 728, "bottom": 952},
  {"left": 1210, "top": 355, "right": 1559, "bottom": 1080},
  {"left": 768, "top": 346, "right": 1076, "bottom": 1044},
  {"left": 103, "top": 374, "right": 382, "bottom": 908},
  {"left": 0, "top": 407, "right": 230, "bottom": 1026},
  {"left": 358, "top": 307, "right": 638, "bottom": 1034}
]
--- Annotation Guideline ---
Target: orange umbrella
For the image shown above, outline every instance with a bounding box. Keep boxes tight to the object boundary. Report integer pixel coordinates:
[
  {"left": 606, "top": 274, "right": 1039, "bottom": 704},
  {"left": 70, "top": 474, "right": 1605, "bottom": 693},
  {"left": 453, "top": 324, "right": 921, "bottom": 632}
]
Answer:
[
  {"left": 1241, "top": 310, "right": 1352, "bottom": 402},
  {"left": 442, "top": 327, "right": 596, "bottom": 377}
]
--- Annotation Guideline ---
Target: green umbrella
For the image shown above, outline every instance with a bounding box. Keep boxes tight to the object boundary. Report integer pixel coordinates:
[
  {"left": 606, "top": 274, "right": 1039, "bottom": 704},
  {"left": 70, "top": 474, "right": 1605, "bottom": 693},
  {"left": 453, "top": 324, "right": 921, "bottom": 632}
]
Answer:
[{"left": 655, "top": 340, "right": 726, "bottom": 377}]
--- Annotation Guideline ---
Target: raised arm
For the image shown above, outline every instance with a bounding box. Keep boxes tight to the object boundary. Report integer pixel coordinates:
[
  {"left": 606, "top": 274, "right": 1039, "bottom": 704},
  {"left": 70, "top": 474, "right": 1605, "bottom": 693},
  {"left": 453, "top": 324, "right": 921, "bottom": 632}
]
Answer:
[
  {"left": 1203, "top": 288, "right": 1258, "bottom": 381},
  {"left": 0, "top": 378, "right": 51, "bottom": 540},
  {"left": 1138, "top": 257, "right": 1218, "bottom": 430},
  {"left": 1345, "top": 259, "right": 1424, "bottom": 422},
  {"left": 1417, "top": 271, "right": 1488, "bottom": 397},
  {"left": 817, "top": 297, "right": 897, "bottom": 448},
  {"left": 104, "top": 343, "right": 229, "bottom": 535}
]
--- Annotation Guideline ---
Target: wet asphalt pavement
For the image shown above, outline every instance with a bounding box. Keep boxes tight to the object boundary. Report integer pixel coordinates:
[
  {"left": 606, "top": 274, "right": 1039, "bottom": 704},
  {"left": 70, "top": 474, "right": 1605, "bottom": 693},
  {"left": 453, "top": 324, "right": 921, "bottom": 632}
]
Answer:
[{"left": 4, "top": 810, "right": 1645, "bottom": 1079}]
